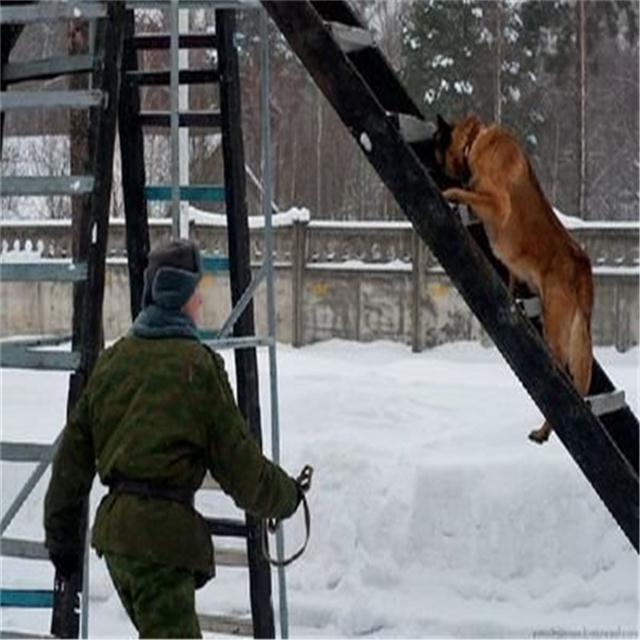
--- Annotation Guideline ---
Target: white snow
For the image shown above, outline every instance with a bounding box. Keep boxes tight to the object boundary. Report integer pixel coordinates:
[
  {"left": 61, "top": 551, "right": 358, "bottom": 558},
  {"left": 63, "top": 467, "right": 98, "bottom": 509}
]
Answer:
[
  {"left": 307, "top": 259, "right": 411, "bottom": 273},
  {"left": 359, "top": 134, "right": 373, "bottom": 154},
  {"left": 308, "top": 220, "right": 412, "bottom": 231},
  {"left": 1, "top": 340, "right": 638, "bottom": 638},
  {"left": 187, "top": 206, "right": 311, "bottom": 228}
]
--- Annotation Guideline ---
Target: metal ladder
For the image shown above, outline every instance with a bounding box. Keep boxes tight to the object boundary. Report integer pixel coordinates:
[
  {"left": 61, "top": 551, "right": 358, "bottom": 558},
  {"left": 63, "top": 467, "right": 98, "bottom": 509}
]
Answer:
[
  {"left": 262, "top": 0, "right": 639, "bottom": 552},
  {"left": 0, "top": 1, "right": 125, "bottom": 637},
  {"left": 120, "top": 2, "right": 287, "bottom": 636}
]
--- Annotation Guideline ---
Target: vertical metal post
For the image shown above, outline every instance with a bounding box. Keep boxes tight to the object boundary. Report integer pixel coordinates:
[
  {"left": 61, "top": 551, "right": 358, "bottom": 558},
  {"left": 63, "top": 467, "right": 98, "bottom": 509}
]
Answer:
[
  {"left": 170, "top": 0, "right": 180, "bottom": 237},
  {"left": 80, "top": 512, "right": 91, "bottom": 638},
  {"left": 260, "top": 10, "right": 288, "bottom": 638},
  {"left": 179, "top": 7, "right": 190, "bottom": 239}
]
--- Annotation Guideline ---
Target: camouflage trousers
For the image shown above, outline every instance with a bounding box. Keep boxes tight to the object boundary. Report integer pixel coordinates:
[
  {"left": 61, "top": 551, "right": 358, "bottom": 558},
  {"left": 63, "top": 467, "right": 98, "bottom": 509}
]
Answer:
[{"left": 104, "top": 552, "right": 202, "bottom": 639}]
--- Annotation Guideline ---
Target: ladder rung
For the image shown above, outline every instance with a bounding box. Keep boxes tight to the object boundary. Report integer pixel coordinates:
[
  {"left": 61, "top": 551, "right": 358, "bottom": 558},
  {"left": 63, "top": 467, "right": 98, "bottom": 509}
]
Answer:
[
  {"left": 0, "top": 262, "right": 88, "bottom": 283},
  {"left": 138, "top": 110, "right": 221, "bottom": 128},
  {"left": 0, "top": 538, "right": 48, "bottom": 560},
  {"left": 131, "top": 33, "right": 217, "bottom": 50},
  {"left": 216, "top": 547, "right": 247, "bottom": 568},
  {"left": 516, "top": 296, "right": 542, "bottom": 319},
  {"left": 202, "top": 255, "right": 230, "bottom": 273},
  {"left": 0, "top": 176, "right": 95, "bottom": 197},
  {"left": 1, "top": 54, "right": 95, "bottom": 85},
  {"left": 0, "top": 3, "right": 107, "bottom": 25},
  {"left": 0, "top": 90, "right": 103, "bottom": 111},
  {"left": 0, "top": 630, "right": 55, "bottom": 638},
  {"left": 144, "top": 184, "right": 225, "bottom": 202},
  {"left": 0, "top": 347, "right": 80, "bottom": 371},
  {"left": 587, "top": 390, "right": 627, "bottom": 417},
  {"left": 206, "top": 518, "right": 247, "bottom": 538},
  {"left": 326, "top": 21, "right": 375, "bottom": 54},
  {"left": 392, "top": 113, "right": 433, "bottom": 144},
  {"left": 0, "top": 442, "right": 54, "bottom": 463},
  {"left": 197, "top": 614, "right": 252, "bottom": 637},
  {"left": 126, "top": 69, "right": 218, "bottom": 86},
  {"left": 201, "top": 474, "right": 221, "bottom": 491},
  {"left": 0, "top": 589, "right": 53, "bottom": 609}
]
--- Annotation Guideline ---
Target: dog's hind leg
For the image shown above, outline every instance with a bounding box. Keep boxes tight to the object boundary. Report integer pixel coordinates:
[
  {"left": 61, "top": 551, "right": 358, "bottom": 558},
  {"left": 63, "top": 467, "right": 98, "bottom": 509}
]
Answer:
[
  {"left": 528, "top": 284, "right": 572, "bottom": 445},
  {"left": 567, "top": 310, "right": 593, "bottom": 397}
]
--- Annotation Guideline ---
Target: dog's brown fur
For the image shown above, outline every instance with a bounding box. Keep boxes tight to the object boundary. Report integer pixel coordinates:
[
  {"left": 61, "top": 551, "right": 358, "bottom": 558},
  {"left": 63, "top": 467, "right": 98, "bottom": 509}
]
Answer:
[{"left": 437, "top": 115, "right": 594, "bottom": 444}]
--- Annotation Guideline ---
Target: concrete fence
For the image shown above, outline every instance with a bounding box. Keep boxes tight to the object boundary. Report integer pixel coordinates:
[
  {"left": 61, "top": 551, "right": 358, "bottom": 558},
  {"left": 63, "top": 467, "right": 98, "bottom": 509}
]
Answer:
[{"left": 1, "top": 215, "right": 638, "bottom": 351}]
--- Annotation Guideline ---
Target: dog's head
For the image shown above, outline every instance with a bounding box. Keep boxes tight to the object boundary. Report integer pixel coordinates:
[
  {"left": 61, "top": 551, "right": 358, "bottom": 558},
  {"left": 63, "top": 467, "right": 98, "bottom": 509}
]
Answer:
[
  {"left": 433, "top": 114, "right": 483, "bottom": 184},
  {"left": 411, "top": 117, "right": 458, "bottom": 191}
]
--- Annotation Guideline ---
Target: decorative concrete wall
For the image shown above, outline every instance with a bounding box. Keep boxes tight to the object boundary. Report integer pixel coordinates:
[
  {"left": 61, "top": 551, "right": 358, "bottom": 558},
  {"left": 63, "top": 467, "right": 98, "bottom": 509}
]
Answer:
[{"left": 1, "top": 216, "right": 638, "bottom": 350}]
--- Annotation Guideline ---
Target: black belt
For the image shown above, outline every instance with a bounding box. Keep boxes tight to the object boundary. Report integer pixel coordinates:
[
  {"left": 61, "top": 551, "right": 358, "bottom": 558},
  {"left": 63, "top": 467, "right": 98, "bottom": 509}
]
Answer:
[{"left": 108, "top": 479, "right": 194, "bottom": 507}]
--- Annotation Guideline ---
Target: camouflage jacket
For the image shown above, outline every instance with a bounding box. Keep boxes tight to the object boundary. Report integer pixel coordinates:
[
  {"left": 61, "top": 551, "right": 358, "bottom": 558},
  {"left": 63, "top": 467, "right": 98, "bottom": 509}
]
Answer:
[{"left": 44, "top": 336, "right": 298, "bottom": 576}]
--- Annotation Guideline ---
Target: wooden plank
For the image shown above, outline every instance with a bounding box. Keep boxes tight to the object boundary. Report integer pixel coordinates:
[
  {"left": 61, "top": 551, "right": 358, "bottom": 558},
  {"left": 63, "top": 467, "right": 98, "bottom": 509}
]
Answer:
[
  {"left": 0, "top": 176, "right": 94, "bottom": 196},
  {"left": 0, "top": 3, "right": 106, "bottom": 25},
  {"left": 0, "top": 537, "right": 48, "bottom": 560},
  {"left": 131, "top": 32, "right": 217, "bottom": 50},
  {"left": 125, "top": 68, "right": 218, "bottom": 86},
  {"left": 262, "top": 0, "right": 639, "bottom": 552},
  {"left": 1, "top": 54, "right": 94, "bottom": 84},
  {"left": 217, "top": 9, "right": 274, "bottom": 636},
  {"left": 138, "top": 110, "right": 221, "bottom": 128},
  {"left": 119, "top": 8, "right": 149, "bottom": 320},
  {"left": 0, "top": 262, "right": 87, "bottom": 282},
  {"left": 0, "top": 443, "right": 53, "bottom": 463},
  {"left": 197, "top": 613, "right": 253, "bottom": 637},
  {"left": 0, "top": 90, "right": 102, "bottom": 111}
]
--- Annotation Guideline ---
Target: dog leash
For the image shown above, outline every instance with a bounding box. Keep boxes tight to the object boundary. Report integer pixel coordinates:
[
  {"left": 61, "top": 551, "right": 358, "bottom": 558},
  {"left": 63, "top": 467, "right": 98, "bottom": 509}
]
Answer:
[{"left": 262, "top": 465, "right": 313, "bottom": 567}]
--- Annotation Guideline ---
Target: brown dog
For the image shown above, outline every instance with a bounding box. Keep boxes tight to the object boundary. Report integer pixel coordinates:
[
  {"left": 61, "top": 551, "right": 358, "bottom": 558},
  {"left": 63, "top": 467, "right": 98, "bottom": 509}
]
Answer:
[{"left": 434, "top": 114, "right": 594, "bottom": 444}]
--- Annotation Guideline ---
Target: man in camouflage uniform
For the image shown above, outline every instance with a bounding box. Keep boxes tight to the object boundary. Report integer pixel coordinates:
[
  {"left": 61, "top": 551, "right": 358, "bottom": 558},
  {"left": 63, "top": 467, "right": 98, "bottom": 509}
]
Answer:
[{"left": 44, "top": 240, "right": 304, "bottom": 638}]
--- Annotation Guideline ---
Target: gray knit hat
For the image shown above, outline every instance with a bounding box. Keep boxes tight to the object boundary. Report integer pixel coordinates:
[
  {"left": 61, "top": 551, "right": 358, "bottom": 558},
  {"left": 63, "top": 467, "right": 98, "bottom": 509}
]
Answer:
[{"left": 142, "top": 239, "right": 203, "bottom": 310}]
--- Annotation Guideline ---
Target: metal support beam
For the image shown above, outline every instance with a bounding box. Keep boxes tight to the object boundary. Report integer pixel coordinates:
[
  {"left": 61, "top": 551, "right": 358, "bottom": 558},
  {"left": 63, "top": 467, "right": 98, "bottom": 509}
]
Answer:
[
  {"left": 217, "top": 9, "right": 275, "bottom": 636},
  {"left": 260, "top": 9, "right": 288, "bottom": 636}
]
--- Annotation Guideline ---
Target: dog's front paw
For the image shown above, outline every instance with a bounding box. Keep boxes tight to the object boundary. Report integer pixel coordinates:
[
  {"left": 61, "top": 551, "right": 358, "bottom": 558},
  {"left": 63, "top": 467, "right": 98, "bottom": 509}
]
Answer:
[{"left": 442, "top": 188, "right": 462, "bottom": 203}]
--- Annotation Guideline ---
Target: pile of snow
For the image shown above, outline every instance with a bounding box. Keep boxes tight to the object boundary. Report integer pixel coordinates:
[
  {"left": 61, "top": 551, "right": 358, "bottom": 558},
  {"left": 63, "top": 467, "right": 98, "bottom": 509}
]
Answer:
[
  {"left": 1, "top": 341, "right": 638, "bottom": 637},
  {"left": 188, "top": 205, "right": 311, "bottom": 228}
]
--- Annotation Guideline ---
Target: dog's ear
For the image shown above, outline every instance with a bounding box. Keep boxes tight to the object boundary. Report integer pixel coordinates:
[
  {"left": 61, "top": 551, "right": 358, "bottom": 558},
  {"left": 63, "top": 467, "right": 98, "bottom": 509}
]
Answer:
[{"left": 465, "top": 115, "right": 483, "bottom": 148}]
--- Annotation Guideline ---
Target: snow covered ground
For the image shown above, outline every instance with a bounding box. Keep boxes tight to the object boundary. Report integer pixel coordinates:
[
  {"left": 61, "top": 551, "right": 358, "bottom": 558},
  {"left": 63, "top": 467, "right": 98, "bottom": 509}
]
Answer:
[{"left": 1, "top": 340, "right": 638, "bottom": 638}]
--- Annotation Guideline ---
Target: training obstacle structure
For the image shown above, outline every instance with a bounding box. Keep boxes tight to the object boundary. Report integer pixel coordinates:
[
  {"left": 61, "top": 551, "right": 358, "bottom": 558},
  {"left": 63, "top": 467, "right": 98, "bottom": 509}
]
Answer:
[{"left": 262, "top": 0, "right": 638, "bottom": 552}]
